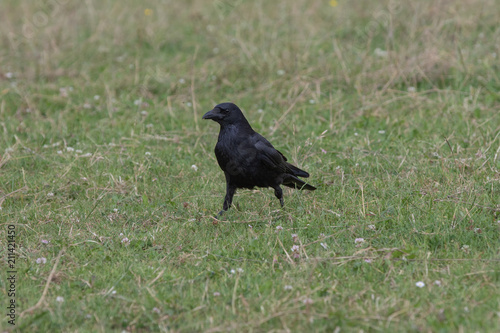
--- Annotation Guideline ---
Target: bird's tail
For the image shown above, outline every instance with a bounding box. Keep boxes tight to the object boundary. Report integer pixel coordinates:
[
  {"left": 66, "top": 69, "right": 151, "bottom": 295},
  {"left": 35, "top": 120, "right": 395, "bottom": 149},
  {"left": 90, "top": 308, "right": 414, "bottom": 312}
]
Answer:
[
  {"left": 283, "top": 175, "right": 317, "bottom": 191},
  {"left": 287, "top": 163, "right": 310, "bottom": 178}
]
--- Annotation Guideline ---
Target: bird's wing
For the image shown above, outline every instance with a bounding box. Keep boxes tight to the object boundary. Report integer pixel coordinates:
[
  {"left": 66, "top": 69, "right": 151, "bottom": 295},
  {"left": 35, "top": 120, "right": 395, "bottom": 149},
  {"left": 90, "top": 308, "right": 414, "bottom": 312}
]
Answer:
[
  {"left": 254, "top": 137, "right": 287, "bottom": 172},
  {"left": 253, "top": 134, "right": 309, "bottom": 177},
  {"left": 275, "top": 149, "right": 288, "bottom": 162}
]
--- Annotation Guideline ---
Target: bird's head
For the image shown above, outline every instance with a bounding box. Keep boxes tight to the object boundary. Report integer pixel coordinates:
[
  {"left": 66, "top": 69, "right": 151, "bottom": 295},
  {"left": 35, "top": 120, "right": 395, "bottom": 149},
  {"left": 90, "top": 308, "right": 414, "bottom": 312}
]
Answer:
[{"left": 202, "top": 102, "right": 246, "bottom": 125}]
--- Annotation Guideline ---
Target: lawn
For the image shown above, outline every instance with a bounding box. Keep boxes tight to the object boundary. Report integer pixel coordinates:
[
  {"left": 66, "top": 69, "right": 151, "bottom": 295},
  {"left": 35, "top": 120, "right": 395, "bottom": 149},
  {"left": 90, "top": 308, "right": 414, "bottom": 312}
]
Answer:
[{"left": 1, "top": 0, "right": 499, "bottom": 332}]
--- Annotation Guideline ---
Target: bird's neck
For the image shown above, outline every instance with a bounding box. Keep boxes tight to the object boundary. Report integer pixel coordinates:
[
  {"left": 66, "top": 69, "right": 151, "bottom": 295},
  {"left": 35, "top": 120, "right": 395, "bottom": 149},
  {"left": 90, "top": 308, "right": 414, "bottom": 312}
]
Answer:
[
  {"left": 220, "top": 119, "right": 253, "bottom": 132},
  {"left": 218, "top": 121, "right": 254, "bottom": 140}
]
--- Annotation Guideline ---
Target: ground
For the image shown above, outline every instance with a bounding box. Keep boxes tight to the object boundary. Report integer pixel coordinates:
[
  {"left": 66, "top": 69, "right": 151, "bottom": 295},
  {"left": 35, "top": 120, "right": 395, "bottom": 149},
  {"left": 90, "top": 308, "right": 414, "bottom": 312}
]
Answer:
[{"left": 1, "top": 0, "right": 499, "bottom": 332}]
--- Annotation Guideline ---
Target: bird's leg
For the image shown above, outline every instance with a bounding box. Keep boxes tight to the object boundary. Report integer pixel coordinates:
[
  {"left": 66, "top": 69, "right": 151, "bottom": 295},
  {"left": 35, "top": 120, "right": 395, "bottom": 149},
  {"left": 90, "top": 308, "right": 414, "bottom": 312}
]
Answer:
[
  {"left": 217, "top": 183, "right": 236, "bottom": 216},
  {"left": 273, "top": 186, "right": 284, "bottom": 207}
]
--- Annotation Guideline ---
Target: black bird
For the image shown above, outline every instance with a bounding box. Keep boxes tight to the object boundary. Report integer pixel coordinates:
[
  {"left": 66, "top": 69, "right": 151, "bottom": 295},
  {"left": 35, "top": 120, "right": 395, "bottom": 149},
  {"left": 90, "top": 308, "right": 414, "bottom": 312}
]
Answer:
[{"left": 203, "top": 102, "right": 316, "bottom": 216}]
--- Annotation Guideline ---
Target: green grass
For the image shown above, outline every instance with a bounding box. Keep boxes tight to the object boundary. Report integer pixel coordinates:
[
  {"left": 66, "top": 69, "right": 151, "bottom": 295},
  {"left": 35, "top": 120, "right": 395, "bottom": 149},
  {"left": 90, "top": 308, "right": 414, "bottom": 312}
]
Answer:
[{"left": 1, "top": 0, "right": 500, "bottom": 332}]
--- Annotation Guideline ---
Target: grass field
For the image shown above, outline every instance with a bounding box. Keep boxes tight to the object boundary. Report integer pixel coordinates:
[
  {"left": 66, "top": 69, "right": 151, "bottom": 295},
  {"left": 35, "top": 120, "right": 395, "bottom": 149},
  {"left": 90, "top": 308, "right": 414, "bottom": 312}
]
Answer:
[{"left": 1, "top": 0, "right": 500, "bottom": 332}]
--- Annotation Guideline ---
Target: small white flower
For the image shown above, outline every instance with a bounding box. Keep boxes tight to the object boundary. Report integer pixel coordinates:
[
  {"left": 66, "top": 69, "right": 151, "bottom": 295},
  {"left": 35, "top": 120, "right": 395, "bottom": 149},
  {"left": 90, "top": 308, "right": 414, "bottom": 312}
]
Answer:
[
  {"left": 303, "top": 298, "right": 313, "bottom": 305},
  {"left": 354, "top": 238, "right": 365, "bottom": 244},
  {"left": 75, "top": 149, "right": 83, "bottom": 154},
  {"left": 354, "top": 132, "right": 359, "bottom": 136},
  {"left": 140, "top": 110, "right": 148, "bottom": 116},
  {"left": 374, "top": 48, "right": 388, "bottom": 57},
  {"left": 66, "top": 147, "right": 74, "bottom": 152},
  {"left": 236, "top": 268, "right": 244, "bottom": 273},
  {"left": 415, "top": 281, "right": 425, "bottom": 288},
  {"left": 276, "top": 225, "right": 283, "bottom": 231},
  {"left": 364, "top": 258, "right": 372, "bottom": 263},
  {"left": 111, "top": 290, "right": 117, "bottom": 295},
  {"left": 213, "top": 291, "right": 221, "bottom": 297},
  {"left": 47, "top": 192, "right": 54, "bottom": 197},
  {"left": 178, "top": 78, "right": 186, "bottom": 84},
  {"left": 119, "top": 233, "right": 124, "bottom": 236},
  {"left": 56, "top": 296, "right": 64, "bottom": 302},
  {"left": 434, "top": 280, "right": 441, "bottom": 286},
  {"left": 257, "top": 109, "right": 264, "bottom": 113},
  {"left": 309, "top": 99, "right": 316, "bottom": 104},
  {"left": 121, "top": 237, "right": 130, "bottom": 245},
  {"left": 113, "top": 209, "right": 119, "bottom": 213},
  {"left": 407, "top": 86, "right": 416, "bottom": 93},
  {"left": 284, "top": 285, "right": 293, "bottom": 290},
  {"left": 230, "top": 269, "right": 236, "bottom": 274},
  {"left": 320, "top": 242, "right": 328, "bottom": 250},
  {"left": 5, "top": 72, "right": 14, "bottom": 79},
  {"left": 41, "top": 239, "right": 50, "bottom": 244},
  {"left": 431, "top": 152, "right": 441, "bottom": 159},
  {"left": 464, "top": 306, "right": 469, "bottom": 312},
  {"left": 367, "top": 224, "right": 376, "bottom": 230},
  {"left": 461, "top": 245, "right": 470, "bottom": 251},
  {"left": 145, "top": 152, "right": 151, "bottom": 156},
  {"left": 191, "top": 164, "right": 198, "bottom": 171},
  {"left": 378, "top": 130, "right": 386, "bottom": 134},
  {"left": 319, "top": 233, "right": 325, "bottom": 238},
  {"left": 36, "top": 257, "right": 47, "bottom": 264},
  {"left": 186, "top": 102, "right": 192, "bottom": 107},
  {"left": 134, "top": 99, "right": 142, "bottom": 105},
  {"left": 94, "top": 95, "right": 100, "bottom": 100},
  {"left": 57, "top": 150, "right": 63, "bottom": 155},
  {"left": 277, "top": 69, "right": 285, "bottom": 76},
  {"left": 152, "top": 307, "right": 160, "bottom": 313},
  {"left": 291, "top": 244, "right": 300, "bottom": 258}
]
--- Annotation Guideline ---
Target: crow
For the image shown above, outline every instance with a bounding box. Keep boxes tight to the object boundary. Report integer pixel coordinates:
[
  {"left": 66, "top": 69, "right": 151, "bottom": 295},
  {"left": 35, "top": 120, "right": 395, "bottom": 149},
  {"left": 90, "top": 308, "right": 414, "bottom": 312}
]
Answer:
[{"left": 202, "top": 102, "right": 316, "bottom": 216}]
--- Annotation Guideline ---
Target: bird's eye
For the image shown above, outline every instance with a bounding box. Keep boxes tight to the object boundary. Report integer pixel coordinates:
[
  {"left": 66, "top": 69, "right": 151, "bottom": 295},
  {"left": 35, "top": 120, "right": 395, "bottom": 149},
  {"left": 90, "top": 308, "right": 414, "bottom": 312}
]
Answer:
[{"left": 221, "top": 108, "right": 229, "bottom": 114}]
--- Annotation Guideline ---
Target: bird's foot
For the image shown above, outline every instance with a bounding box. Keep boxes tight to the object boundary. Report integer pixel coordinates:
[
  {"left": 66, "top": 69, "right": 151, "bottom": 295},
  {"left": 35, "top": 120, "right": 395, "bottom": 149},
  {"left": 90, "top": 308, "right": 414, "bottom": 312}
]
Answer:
[{"left": 215, "top": 210, "right": 226, "bottom": 218}]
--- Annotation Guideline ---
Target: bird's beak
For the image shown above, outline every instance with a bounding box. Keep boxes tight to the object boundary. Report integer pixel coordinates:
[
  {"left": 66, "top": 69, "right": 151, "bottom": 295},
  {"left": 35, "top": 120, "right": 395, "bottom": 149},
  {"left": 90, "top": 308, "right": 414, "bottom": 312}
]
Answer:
[{"left": 202, "top": 109, "right": 217, "bottom": 120}]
